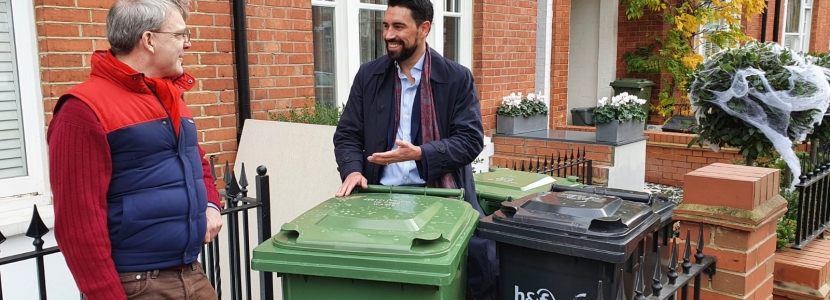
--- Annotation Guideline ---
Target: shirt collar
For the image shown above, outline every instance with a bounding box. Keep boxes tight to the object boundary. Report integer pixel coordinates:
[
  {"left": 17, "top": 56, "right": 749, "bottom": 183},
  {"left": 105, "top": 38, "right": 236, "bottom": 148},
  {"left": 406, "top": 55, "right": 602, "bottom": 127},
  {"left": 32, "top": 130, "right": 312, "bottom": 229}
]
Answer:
[{"left": 395, "top": 50, "right": 427, "bottom": 76}]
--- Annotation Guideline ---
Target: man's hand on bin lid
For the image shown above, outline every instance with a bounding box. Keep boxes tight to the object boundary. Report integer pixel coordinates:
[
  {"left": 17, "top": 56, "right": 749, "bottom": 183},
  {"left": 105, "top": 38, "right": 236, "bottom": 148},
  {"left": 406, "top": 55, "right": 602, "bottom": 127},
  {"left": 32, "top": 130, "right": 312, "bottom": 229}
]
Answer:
[{"left": 336, "top": 172, "right": 367, "bottom": 197}]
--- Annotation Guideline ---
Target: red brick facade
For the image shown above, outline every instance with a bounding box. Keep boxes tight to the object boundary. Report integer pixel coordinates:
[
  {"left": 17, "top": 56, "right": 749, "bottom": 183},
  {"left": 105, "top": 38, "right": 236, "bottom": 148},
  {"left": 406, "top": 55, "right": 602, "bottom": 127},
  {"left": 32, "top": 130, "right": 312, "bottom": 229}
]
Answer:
[
  {"left": 35, "top": 0, "right": 317, "bottom": 176},
  {"left": 35, "top": 0, "right": 828, "bottom": 184},
  {"left": 615, "top": 3, "right": 668, "bottom": 125},
  {"left": 549, "top": 0, "right": 570, "bottom": 130},
  {"left": 473, "top": 0, "right": 539, "bottom": 134}
]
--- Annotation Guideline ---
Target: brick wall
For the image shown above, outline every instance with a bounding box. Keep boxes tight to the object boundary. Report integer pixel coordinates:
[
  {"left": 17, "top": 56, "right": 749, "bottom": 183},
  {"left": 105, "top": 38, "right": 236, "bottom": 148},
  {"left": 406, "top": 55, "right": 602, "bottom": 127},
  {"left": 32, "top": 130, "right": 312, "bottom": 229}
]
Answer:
[
  {"left": 615, "top": 3, "right": 667, "bottom": 125},
  {"left": 35, "top": 0, "right": 314, "bottom": 179},
  {"left": 473, "top": 0, "right": 539, "bottom": 134},
  {"left": 810, "top": 0, "right": 830, "bottom": 52},
  {"left": 490, "top": 125, "right": 743, "bottom": 186},
  {"left": 549, "top": 0, "right": 570, "bottom": 129},
  {"left": 743, "top": 0, "right": 778, "bottom": 42},
  {"left": 558, "top": 125, "right": 742, "bottom": 186}
]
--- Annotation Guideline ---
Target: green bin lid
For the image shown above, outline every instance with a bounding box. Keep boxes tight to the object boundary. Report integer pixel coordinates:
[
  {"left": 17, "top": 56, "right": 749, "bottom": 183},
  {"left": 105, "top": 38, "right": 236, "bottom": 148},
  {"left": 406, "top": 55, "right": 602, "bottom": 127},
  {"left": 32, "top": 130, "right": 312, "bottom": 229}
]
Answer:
[
  {"left": 252, "top": 193, "right": 479, "bottom": 286},
  {"left": 609, "top": 78, "right": 655, "bottom": 88},
  {"left": 474, "top": 169, "right": 556, "bottom": 202}
]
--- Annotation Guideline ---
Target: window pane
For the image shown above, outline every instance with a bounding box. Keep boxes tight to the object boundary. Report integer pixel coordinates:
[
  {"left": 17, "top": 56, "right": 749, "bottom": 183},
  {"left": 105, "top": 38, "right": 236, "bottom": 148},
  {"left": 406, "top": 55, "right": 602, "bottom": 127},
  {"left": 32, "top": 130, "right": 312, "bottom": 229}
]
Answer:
[
  {"left": 802, "top": 8, "right": 812, "bottom": 51},
  {"left": 784, "top": 34, "right": 801, "bottom": 52},
  {"left": 785, "top": 0, "right": 801, "bottom": 33},
  {"left": 0, "top": 0, "right": 28, "bottom": 179},
  {"left": 312, "top": 6, "right": 336, "bottom": 107},
  {"left": 359, "top": 9, "right": 386, "bottom": 64},
  {"left": 360, "top": 0, "right": 387, "bottom": 4},
  {"left": 446, "top": 0, "right": 459, "bottom": 12},
  {"left": 443, "top": 16, "right": 459, "bottom": 62}
]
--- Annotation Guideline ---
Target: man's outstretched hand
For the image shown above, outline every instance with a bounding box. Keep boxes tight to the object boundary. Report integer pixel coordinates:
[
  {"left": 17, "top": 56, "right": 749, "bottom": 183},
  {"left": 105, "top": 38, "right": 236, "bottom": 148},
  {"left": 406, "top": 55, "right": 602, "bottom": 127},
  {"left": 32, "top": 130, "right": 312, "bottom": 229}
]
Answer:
[{"left": 367, "top": 140, "right": 422, "bottom": 165}]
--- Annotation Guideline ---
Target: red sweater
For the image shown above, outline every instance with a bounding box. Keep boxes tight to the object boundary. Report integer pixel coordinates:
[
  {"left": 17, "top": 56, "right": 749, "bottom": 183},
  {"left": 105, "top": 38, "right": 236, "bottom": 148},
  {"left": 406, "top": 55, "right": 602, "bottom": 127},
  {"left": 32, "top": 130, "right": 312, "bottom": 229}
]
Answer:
[{"left": 48, "top": 98, "right": 222, "bottom": 300}]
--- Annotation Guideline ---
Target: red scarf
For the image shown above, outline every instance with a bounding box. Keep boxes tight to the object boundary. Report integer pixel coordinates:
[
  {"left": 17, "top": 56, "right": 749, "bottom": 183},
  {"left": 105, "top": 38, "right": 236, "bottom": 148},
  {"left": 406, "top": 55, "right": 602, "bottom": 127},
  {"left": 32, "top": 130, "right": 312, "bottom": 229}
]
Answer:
[{"left": 393, "top": 46, "right": 457, "bottom": 189}]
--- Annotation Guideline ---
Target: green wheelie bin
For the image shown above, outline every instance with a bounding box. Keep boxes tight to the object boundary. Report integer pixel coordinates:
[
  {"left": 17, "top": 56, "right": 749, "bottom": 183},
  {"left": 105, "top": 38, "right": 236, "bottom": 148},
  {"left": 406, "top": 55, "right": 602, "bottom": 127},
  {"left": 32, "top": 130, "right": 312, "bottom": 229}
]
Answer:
[
  {"left": 251, "top": 185, "right": 480, "bottom": 300},
  {"left": 474, "top": 168, "right": 584, "bottom": 215}
]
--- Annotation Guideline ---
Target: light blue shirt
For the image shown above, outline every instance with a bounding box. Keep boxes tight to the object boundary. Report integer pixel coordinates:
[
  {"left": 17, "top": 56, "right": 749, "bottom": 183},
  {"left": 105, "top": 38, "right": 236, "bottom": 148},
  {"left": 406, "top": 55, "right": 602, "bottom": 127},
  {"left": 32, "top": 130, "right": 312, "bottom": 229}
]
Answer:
[{"left": 380, "top": 52, "right": 427, "bottom": 186}]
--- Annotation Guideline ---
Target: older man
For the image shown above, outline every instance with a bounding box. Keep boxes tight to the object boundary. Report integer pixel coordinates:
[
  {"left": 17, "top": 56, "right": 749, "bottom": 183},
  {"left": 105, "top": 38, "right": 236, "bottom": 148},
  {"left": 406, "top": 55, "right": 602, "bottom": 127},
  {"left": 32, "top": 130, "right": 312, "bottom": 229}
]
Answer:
[{"left": 47, "top": 0, "right": 222, "bottom": 299}]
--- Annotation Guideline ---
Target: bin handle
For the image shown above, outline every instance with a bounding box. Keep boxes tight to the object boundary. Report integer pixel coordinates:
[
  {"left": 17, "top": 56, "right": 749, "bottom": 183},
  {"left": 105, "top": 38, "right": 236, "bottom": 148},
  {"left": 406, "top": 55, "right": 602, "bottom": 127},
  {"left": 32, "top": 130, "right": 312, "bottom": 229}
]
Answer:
[
  {"left": 410, "top": 232, "right": 449, "bottom": 251},
  {"left": 356, "top": 184, "right": 465, "bottom": 200},
  {"left": 475, "top": 190, "right": 511, "bottom": 202}
]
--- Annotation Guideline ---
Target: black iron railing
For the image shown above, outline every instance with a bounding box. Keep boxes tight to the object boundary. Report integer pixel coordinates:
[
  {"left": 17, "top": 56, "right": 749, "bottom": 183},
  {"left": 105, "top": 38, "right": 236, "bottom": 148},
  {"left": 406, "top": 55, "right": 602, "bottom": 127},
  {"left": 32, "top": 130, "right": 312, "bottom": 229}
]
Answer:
[
  {"left": 503, "top": 148, "right": 594, "bottom": 185},
  {"left": 0, "top": 206, "right": 59, "bottom": 300},
  {"left": 604, "top": 223, "right": 717, "bottom": 300},
  {"left": 0, "top": 161, "right": 273, "bottom": 300},
  {"left": 791, "top": 143, "right": 830, "bottom": 249}
]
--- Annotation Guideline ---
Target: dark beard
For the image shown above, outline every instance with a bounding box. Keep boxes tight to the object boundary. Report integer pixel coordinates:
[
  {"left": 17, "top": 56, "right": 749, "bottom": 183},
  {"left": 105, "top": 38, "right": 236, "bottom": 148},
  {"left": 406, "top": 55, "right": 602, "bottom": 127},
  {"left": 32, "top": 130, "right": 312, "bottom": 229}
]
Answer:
[{"left": 386, "top": 39, "right": 418, "bottom": 62}]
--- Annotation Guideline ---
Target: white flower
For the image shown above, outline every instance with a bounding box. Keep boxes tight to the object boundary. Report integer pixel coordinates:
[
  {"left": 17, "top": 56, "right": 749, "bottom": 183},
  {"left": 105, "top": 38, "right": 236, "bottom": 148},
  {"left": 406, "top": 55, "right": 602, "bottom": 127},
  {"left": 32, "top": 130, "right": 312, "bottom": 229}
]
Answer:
[
  {"left": 598, "top": 97, "right": 609, "bottom": 107},
  {"left": 527, "top": 93, "right": 536, "bottom": 101}
]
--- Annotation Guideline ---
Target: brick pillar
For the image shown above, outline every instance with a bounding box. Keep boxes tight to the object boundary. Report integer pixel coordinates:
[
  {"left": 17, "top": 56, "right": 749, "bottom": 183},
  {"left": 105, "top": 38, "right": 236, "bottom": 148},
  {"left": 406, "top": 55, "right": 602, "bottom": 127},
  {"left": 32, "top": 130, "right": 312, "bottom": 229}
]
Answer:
[{"left": 674, "top": 163, "right": 786, "bottom": 300}]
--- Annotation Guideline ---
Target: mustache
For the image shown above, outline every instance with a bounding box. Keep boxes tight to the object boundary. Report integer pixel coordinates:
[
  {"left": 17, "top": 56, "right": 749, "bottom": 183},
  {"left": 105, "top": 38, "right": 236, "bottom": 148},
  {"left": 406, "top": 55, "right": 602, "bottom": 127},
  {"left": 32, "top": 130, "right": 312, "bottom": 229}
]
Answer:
[{"left": 385, "top": 39, "right": 403, "bottom": 44}]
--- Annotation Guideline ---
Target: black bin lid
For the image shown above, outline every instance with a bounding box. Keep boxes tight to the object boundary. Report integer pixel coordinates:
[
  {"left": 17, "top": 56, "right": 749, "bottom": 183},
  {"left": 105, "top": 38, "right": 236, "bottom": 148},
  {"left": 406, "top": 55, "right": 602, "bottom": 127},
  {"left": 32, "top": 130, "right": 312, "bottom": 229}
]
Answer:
[{"left": 477, "top": 191, "right": 660, "bottom": 263}]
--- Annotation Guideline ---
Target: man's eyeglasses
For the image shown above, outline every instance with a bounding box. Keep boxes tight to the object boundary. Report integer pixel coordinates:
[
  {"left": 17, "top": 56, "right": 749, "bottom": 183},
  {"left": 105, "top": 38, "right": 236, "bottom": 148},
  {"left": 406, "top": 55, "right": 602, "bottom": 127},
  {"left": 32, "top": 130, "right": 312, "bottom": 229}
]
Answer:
[{"left": 151, "top": 28, "right": 191, "bottom": 43}]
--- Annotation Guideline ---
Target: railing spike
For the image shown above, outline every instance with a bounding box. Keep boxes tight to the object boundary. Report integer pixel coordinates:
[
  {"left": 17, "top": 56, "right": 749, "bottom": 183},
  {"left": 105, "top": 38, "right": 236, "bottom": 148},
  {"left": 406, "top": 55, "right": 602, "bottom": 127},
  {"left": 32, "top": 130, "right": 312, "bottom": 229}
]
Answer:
[
  {"left": 543, "top": 155, "right": 549, "bottom": 172},
  {"left": 633, "top": 256, "right": 646, "bottom": 300},
  {"left": 653, "top": 245, "right": 663, "bottom": 297},
  {"left": 239, "top": 162, "right": 249, "bottom": 198},
  {"left": 682, "top": 229, "right": 692, "bottom": 274},
  {"left": 223, "top": 160, "right": 231, "bottom": 187},
  {"left": 0, "top": 230, "right": 6, "bottom": 245},
  {"left": 668, "top": 238, "right": 679, "bottom": 285},
  {"left": 209, "top": 155, "right": 218, "bottom": 186},
  {"left": 535, "top": 156, "right": 541, "bottom": 173},
  {"left": 512, "top": 160, "right": 517, "bottom": 171},
  {"left": 228, "top": 172, "right": 241, "bottom": 201},
  {"left": 615, "top": 268, "right": 626, "bottom": 300},
  {"left": 25, "top": 205, "right": 49, "bottom": 239},
  {"left": 696, "top": 223, "right": 705, "bottom": 264}
]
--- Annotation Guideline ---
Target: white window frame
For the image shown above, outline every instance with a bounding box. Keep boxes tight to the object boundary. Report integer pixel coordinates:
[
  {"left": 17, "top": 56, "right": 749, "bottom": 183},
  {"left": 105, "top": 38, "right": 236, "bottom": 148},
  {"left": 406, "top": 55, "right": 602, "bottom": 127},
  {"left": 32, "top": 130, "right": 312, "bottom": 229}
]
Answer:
[
  {"left": 312, "top": 0, "right": 472, "bottom": 107},
  {"left": 782, "top": 0, "right": 812, "bottom": 53},
  {"left": 0, "top": 0, "right": 51, "bottom": 236}
]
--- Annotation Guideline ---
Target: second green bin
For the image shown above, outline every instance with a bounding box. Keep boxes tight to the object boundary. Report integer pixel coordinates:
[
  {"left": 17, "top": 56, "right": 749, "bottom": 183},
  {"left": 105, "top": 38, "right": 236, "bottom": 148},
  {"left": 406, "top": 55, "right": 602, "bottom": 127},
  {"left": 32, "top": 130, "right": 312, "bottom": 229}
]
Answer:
[{"left": 474, "top": 168, "right": 584, "bottom": 215}]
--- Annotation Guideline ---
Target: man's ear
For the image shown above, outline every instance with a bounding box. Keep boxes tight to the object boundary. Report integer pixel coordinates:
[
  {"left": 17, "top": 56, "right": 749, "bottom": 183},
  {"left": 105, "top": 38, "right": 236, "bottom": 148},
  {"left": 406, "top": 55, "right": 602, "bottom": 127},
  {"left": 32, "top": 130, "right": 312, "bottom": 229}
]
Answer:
[
  {"left": 419, "top": 21, "right": 431, "bottom": 39},
  {"left": 140, "top": 31, "right": 155, "bottom": 53}
]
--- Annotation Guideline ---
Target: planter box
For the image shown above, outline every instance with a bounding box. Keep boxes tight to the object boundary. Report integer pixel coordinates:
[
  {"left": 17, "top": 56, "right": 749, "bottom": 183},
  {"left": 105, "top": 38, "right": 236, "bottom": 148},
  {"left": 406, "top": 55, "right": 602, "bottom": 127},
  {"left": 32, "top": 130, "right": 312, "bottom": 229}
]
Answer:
[
  {"left": 496, "top": 114, "right": 547, "bottom": 135},
  {"left": 596, "top": 120, "right": 645, "bottom": 143}
]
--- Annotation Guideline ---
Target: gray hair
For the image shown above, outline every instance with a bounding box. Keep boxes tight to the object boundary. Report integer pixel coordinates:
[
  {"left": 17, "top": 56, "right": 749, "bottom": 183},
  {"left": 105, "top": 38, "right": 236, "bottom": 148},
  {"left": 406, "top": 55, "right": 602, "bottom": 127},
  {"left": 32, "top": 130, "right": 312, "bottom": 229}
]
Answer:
[{"left": 106, "top": 0, "right": 190, "bottom": 55}]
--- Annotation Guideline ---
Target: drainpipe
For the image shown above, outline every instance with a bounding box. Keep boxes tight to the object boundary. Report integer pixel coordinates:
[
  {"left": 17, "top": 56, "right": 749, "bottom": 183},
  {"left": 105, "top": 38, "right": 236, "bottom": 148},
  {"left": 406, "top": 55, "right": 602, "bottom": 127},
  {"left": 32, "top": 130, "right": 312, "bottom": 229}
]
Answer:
[
  {"left": 231, "top": 0, "right": 251, "bottom": 142},
  {"left": 761, "top": 6, "right": 768, "bottom": 42},
  {"left": 772, "top": 0, "right": 782, "bottom": 43}
]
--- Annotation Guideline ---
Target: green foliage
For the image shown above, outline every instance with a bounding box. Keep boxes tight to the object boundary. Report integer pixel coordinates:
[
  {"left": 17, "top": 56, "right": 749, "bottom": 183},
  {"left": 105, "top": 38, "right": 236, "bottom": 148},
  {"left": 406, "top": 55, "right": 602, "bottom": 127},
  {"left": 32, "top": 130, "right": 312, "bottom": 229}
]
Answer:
[
  {"left": 805, "top": 52, "right": 830, "bottom": 142},
  {"left": 268, "top": 101, "right": 344, "bottom": 126},
  {"left": 777, "top": 218, "right": 797, "bottom": 250},
  {"left": 777, "top": 188, "right": 800, "bottom": 250},
  {"left": 621, "top": 0, "right": 764, "bottom": 117},
  {"left": 688, "top": 42, "right": 824, "bottom": 163},
  {"left": 622, "top": 43, "right": 661, "bottom": 74}
]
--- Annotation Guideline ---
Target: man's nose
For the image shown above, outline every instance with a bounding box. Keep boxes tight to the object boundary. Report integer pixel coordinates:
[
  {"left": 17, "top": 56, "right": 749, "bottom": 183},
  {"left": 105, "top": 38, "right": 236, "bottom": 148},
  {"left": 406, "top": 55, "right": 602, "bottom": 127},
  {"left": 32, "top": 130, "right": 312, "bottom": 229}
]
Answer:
[
  {"left": 383, "top": 29, "right": 394, "bottom": 42},
  {"left": 183, "top": 40, "right": 192, "bottom": 49}
]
